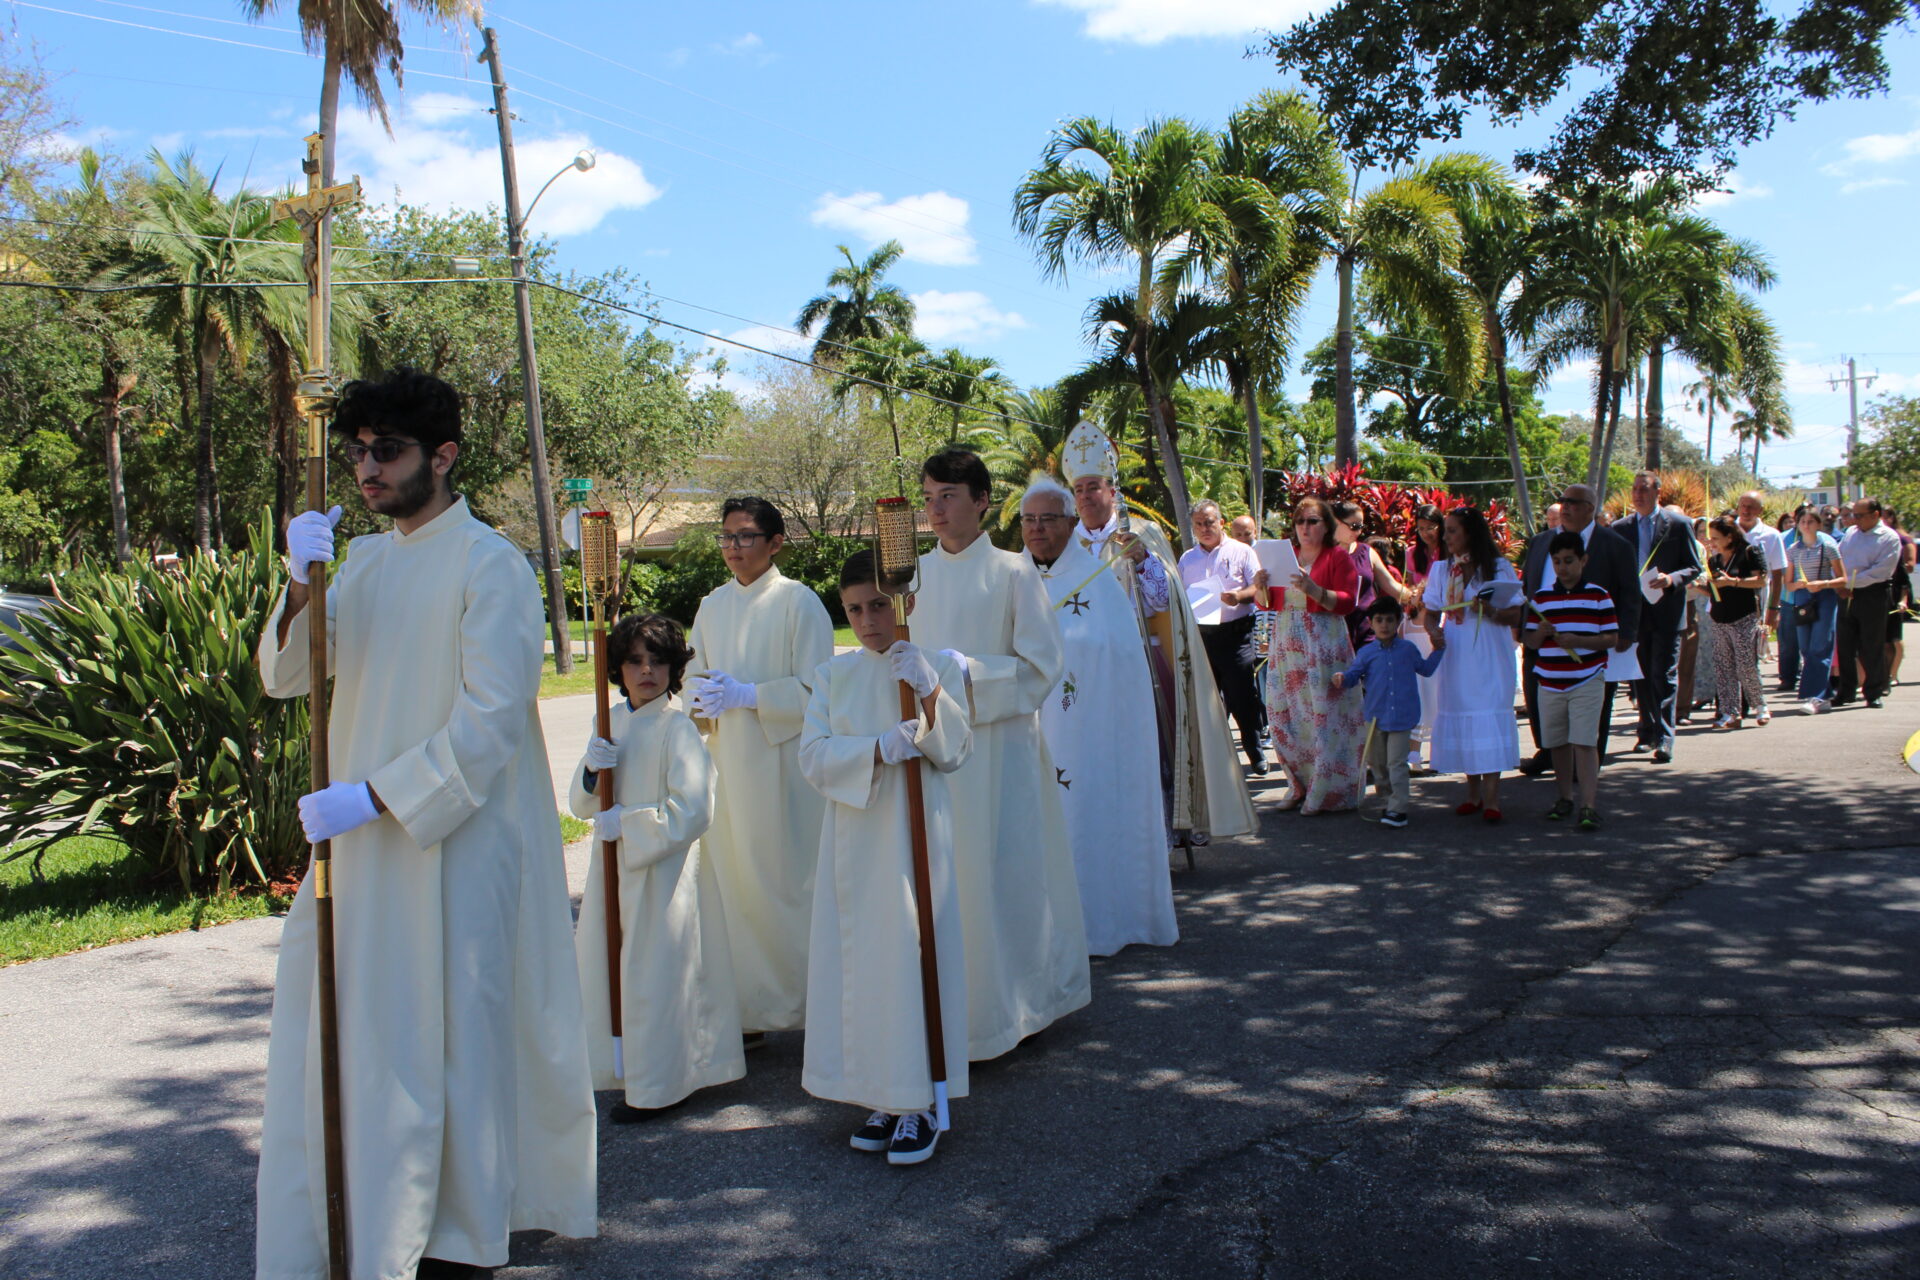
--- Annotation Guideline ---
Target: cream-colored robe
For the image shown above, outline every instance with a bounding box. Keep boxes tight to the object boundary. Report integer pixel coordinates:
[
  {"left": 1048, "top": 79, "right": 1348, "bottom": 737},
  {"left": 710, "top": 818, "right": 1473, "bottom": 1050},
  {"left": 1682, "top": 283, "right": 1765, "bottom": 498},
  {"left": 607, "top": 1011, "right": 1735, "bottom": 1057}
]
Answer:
[
  {"left": 1025, "top": 541, "right": 1178, "bottom": 956},
  {"left": 255, "top": 498, "right": 595, "bottom": 1280},
  {"left": 798, "top": 648, "right": 971, "bottom": 1113},
  {"left": 688, "top": 567, "right": 834, "bottom": 1033},
  {"left": 1077, "top": 519, "right": 1258, "bottom": 843},
  {"left": 912, "top": 534, "right": 1091, "bottom": 1061},
  {"left": 569, "top": 693, "right": 745, "bottom": 1109}
]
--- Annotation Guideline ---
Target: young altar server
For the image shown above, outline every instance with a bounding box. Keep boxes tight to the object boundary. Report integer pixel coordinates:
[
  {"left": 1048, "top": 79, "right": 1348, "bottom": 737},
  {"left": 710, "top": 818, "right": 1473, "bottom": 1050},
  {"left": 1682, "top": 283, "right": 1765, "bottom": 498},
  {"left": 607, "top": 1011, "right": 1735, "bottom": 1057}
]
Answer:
[
  {"left": 686, "top": 496, "right": 835, "bottom": 1043},
  {"left": 799, "top": 550, "right": 972, "bottom": 1165},
  {"left": 912, "top": 447, "right": 1091, "bottom": 1061},
  {"left": 258, "top": 369, "right": 594, "bottom": 1280},
  {"left": 572, "top": 612, "right": 745, "bottom": 1122}
]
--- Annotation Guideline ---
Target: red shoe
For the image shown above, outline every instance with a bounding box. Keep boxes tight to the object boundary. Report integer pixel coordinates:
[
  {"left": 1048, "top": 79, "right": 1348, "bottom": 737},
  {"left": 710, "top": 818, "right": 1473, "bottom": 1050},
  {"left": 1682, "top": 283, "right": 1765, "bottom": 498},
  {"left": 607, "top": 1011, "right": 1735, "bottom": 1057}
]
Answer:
[
  {"left": 1455, "top": 801, "right": 1482, "bottom": 816},
  {"left": 1482, "top": 807, "right": 1503, "bottom": 824}
]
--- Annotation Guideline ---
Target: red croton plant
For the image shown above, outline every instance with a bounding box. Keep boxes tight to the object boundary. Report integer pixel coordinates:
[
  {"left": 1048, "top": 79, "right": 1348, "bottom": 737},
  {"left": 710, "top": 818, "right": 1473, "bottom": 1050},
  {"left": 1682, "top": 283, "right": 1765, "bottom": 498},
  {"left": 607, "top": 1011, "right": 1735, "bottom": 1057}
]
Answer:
[{"left": 1272, "top": 463, "right": 1515, "bottom": 554}]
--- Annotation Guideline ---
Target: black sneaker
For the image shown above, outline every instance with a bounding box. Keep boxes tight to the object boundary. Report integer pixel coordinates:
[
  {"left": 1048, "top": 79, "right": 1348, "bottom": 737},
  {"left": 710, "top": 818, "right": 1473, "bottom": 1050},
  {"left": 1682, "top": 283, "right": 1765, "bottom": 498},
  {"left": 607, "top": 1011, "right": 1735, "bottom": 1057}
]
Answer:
[
  {"left": 1379, "top": 810, "right": 1408, "bottom": 828},
  {"left": 1545, "top": 798, "right": 1574, "bottom": 821},
  {"left": 742, "top": 1031, "right": 767, "bottom": 1052},
  {"left": 850, "top": 1110, "right": 895, "bottom": 1152},
  {"left": 417, "top": 1261, "right": 482, "bottom": 1280},
  {"left": 886, "top": 1110, "right": 940, "bottom": 1166},
  {"left": 1577, "top": 806, "right": 1602, "bottom": 831}
]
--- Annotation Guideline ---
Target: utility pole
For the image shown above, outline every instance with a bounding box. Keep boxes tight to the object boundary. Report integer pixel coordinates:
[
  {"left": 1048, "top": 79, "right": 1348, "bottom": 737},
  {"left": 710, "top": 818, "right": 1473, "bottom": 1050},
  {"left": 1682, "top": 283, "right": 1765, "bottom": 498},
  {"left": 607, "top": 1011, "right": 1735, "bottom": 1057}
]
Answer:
[
  {"left": 479, "top": 24, "right": 573, "bottom": 673},
  {"left": 1828, "top": 357, "right": 1877, "bottom": 501}
]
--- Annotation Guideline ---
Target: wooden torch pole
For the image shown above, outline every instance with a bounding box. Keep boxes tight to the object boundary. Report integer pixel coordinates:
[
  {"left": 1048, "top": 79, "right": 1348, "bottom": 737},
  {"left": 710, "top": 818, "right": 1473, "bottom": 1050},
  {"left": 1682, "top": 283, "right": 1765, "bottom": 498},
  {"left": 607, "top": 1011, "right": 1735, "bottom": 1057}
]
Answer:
[{"left": 581, "top": 512, "right": 624, "bottom": 1079}]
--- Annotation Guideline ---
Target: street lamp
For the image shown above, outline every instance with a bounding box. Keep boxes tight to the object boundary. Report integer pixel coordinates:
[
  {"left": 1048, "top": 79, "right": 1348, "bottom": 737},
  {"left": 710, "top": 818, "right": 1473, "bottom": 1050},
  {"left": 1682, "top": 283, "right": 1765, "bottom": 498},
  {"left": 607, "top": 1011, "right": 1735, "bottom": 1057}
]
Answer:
[{"left": 481, "top": 23, "right": 595, "bottom": 672}]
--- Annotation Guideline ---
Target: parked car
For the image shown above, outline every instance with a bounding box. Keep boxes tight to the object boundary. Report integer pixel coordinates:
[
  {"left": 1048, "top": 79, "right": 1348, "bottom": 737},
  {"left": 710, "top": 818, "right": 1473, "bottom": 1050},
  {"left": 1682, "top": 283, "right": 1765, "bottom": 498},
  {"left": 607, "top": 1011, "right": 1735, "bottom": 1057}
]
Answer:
[{"left": 0, "top": 591, "right": 55, "bottom": 653}]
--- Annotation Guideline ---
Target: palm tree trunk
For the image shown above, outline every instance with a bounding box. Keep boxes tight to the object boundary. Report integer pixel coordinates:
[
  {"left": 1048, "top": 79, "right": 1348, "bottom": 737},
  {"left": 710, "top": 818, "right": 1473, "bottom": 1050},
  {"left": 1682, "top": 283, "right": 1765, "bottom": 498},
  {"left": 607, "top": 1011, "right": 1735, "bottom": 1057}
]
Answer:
[
  {"left": 1587, "top": 348, "right": 1613, "bottom": 491},
  {"left": 1704, "top": 389, "right": 1716, "bottom": 466},
  {"left": 1489, "top": 323, "right": 1534, "bottom": 532},
  {"left": 1242, "top": 382, "right": 1265, "bottom": 527},
  {"left": 1335, "top": 250, "right": 1357, "bottom": 470},
  {"left": 1600, "top": 374, "right": 1627, "bottom": 490},
  {"left": 100, "top": 344, "right": 129, "bottom": 565},
  {"left": 1644, "top": 339, "right": 1666, "bottom": 471},
  {"left": 193, "top": 311, "right": 214, "bottom": 553},
  {"left": 1136, "top": 254, "right": 1191, "bottom": 546}
]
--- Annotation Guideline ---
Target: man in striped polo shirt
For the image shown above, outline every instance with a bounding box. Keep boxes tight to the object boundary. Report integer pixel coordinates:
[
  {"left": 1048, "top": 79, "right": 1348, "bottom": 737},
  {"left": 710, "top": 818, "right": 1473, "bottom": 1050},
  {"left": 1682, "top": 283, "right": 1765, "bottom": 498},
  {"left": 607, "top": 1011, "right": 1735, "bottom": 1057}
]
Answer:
[{"left": 1523, "top": 532, "right": 1621, "bottom": 831}]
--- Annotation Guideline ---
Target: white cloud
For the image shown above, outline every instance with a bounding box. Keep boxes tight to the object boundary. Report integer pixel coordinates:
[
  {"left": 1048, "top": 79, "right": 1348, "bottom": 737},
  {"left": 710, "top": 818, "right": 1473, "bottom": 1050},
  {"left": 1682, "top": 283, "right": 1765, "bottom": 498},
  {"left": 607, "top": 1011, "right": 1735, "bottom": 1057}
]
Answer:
[
  {"left": 909, "top": 290, "right": 1029, "bottom": 344},
  {"left": 1691, "top": 172, "right": 1771, "bottom": 207},
  {"left": 1897, "top": 289, "right": 1920, "bottom": 306},
  {"left": 711, "top": 32, "right": 774, "bottom": 64},
  {"left": 1841, "top": 176, "right": 1906, "bottom": 195},
  {"left": 810, "top": 190, "right": 977, "bottom": 266},
  {"left": 1838, "top": 126, "right": 1920, "bottom": 166},
  {"left": 334, "top": 97, "right": 660, "bottom": 236},
  {"left": 1035, "top": 0, "right": 1328, "bottom": 44}
]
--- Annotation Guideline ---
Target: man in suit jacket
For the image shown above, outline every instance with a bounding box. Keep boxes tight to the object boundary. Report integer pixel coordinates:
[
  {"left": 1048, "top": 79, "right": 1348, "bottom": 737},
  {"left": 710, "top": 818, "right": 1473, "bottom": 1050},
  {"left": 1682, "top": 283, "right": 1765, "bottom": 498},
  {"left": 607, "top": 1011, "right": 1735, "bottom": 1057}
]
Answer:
[
  {"left": 1519, "top": 483, "right": 1641, "bottom": 773},
  {"left": 1612, "top": 472, "right": 1703, "bottom": 761}
]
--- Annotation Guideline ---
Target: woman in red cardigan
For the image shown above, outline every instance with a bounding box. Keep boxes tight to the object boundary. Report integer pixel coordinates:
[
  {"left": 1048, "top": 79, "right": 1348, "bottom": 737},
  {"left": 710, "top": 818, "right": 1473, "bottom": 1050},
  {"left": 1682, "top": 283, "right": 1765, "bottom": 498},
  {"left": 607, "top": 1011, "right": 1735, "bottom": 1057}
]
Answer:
[{"left": 1259, "top": 496, "right": 1364, "bottom": 813}]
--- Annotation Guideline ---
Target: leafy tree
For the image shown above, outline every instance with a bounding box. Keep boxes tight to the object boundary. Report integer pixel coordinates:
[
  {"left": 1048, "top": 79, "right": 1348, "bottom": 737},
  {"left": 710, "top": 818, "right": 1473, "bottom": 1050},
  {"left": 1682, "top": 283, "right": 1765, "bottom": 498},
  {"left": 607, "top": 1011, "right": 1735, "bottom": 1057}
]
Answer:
[
  {"left": 1264, "top": 1, "right": 1920, "bottom": 188},
  {"left": 716, "top": 361, "right": 895, "bottom": 539},
  {"left": 795, "top": 240, "right": 916, "bottom": 367},
  {"left": 1851, "top": 394, "right": 1920, "bottom": 514},
  {"left": 0, "top": 33, "right": 72, "bottom": 227},
  {"left": 915, "top": 347, "right": 1017, "bottom": 442}
]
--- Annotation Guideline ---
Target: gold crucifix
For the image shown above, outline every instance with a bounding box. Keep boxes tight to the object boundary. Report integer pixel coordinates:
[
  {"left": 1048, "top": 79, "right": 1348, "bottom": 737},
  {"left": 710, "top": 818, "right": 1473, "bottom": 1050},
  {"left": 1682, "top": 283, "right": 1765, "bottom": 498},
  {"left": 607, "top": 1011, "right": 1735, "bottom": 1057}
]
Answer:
[{"left": 271, "top": 133, "right": 362, "bottom": 456}]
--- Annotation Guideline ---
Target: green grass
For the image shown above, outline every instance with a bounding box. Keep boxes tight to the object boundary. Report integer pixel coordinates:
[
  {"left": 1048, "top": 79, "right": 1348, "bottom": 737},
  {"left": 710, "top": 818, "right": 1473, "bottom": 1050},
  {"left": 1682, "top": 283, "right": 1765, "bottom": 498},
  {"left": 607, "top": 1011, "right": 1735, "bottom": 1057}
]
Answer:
[
  {"left": 834, "top": 625, "right": 856, "bottom": 649},
  {"left": 0, "top": 836, "right": 288, "bottom": 966},
  {"left": 559, "top": 812, "right": 591, "bottom": 843}
]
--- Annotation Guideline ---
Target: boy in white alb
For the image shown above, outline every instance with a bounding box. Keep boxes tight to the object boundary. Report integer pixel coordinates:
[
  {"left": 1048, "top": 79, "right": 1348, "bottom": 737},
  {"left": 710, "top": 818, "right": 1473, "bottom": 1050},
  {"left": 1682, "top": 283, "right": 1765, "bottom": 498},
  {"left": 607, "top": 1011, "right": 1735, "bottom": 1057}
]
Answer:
[
  {"left": 572, "top": 612, "right": 744, "bottom": 1122},
  {"left": 686, "top": 496, "right": 835, "bottom": 1044},
  {"left": 799, "top": 549, "right": 972, "bottom": 1166}
]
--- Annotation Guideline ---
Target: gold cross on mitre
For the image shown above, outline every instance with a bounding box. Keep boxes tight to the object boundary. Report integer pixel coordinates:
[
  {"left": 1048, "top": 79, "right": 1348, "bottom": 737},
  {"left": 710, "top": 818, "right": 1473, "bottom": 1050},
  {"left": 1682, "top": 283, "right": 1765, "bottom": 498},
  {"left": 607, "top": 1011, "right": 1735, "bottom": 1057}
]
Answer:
[{"left": 1062, "top": 420, "right": 1118, "bottom": 484}]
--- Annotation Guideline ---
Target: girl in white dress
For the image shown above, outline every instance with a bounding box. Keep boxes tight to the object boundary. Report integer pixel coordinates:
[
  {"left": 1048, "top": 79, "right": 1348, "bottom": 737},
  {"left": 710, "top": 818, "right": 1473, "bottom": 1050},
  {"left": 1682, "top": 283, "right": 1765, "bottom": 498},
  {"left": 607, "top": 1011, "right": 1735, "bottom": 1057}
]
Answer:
[
  {"left": 1421, "top": 506, "right": 1526, "bottom": 822},
  {"left": 573, "top": 613, "right": 745, "bottom": 1121}
]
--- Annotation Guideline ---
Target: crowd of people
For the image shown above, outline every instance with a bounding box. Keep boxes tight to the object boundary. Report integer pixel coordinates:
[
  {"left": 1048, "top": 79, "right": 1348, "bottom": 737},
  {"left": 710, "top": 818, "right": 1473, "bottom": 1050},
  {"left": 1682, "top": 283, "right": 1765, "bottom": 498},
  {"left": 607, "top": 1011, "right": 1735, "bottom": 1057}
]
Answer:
[{"left": 250, "top": 366, "right": 1913, "bottom": 1279}]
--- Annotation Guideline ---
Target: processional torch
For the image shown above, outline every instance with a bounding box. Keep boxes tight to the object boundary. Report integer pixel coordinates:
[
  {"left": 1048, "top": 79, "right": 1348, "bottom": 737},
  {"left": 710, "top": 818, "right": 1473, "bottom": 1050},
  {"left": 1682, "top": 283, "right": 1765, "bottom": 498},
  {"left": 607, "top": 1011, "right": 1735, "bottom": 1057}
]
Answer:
[
  {"left": 580, "top": 510, "right": 626, "bottom": 1080},
  {"left": 873, "top": 495, "right": 951, "bottom": 1132},
  {"left": 272, "top": 132, "right": 361, "bottom": 1280}
]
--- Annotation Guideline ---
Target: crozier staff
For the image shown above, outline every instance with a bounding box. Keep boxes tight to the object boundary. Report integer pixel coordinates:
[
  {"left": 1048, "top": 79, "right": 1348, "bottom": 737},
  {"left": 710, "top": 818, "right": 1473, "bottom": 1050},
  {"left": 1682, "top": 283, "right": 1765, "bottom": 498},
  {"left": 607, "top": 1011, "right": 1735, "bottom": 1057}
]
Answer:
[{"left": 257, "top": 369, "right": 596, "bottom": 1280}]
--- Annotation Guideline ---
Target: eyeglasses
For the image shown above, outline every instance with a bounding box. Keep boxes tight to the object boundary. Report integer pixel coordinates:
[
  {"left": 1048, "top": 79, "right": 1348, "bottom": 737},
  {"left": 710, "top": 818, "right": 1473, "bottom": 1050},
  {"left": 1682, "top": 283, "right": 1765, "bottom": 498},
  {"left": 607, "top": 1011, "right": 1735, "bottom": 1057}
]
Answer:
[
  {"left": 1019, "top": 514, "right": 1074, "bottom": 528},
  {"left": 1295, "top": 518, "right": 1322, "bottom": 526},
  {"left": 713, "top": 531, "right": 769, "bottom": 549},
  {"left": 340, "top": 437, "right": 420, "bottom": 465}
]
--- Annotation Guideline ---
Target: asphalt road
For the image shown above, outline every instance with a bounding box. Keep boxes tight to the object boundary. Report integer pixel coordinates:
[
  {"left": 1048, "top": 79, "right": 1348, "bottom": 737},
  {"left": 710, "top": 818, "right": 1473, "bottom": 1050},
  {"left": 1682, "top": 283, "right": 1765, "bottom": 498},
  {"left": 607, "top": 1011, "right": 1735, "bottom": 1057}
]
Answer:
[{"left": 1, "top": 692, "right": 1916, "bottom": 1279}]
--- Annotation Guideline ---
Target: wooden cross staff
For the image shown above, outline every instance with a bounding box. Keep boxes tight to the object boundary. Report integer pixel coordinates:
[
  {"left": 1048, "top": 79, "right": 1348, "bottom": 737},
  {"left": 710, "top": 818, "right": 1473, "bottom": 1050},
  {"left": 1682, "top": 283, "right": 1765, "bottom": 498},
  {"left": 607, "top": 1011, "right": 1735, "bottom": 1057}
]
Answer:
[{"left": 271, "top": 132, "right": 360, "bottom": 1280}]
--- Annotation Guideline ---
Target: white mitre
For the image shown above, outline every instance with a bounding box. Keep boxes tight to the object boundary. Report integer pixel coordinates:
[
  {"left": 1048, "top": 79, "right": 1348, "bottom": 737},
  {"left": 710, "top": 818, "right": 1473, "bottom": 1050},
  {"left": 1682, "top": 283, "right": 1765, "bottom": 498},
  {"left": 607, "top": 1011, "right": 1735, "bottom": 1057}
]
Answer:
[{"left": 1062, "top": 420, "right": 1119, "bottom": 486}]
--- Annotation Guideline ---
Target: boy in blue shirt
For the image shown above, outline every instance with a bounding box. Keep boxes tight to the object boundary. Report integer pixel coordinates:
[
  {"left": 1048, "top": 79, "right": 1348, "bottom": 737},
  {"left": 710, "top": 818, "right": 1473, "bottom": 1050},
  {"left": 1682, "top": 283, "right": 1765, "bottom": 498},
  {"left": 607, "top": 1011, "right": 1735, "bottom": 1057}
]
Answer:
[{"left": 1332, "top": 598, "right": 1446, "bottom": 828}]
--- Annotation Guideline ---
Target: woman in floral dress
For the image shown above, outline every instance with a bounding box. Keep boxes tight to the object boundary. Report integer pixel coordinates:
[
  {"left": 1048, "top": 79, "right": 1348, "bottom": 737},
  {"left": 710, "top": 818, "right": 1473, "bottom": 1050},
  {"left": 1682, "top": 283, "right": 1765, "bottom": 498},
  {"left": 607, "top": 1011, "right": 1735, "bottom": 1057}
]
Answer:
[{"left": 1262, "top": 496, "right": 1364, "bottom": 814}]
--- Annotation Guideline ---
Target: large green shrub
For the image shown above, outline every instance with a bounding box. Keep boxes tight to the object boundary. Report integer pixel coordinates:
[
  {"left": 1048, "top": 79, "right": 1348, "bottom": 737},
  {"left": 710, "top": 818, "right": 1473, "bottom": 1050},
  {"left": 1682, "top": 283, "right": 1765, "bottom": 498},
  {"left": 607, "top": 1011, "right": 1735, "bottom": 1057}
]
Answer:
[{"left": 0, "top": 515, "right": 308, "bottom": 892}]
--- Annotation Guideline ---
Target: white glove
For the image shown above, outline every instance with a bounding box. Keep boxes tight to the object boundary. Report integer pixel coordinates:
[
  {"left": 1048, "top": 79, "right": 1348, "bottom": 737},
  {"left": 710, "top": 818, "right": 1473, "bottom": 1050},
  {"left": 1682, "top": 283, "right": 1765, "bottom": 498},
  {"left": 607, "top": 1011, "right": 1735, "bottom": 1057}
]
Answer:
[
  {"left": 878, "top": 719, "right": 924, "bottom": 765},
  {"left": 593, "top": 804, "right": 625, "bottom": 844},
  {"left": 297, "top": 780, "right": 379, "bottom": 844},
  {"left": 888, "top": 640, "right": 939, "bottom": 697},
  {"left": 583, "top": 736, "right": 618, "bottom": 772},
  {"left": 286, "top": 505, "right": 343, "bottom": 585},
  {"left": 939, "top": 649, "right": 970, "bottom": 684},
  {"left": 690, "top": 671, "right": 756, "bottom": 716}
]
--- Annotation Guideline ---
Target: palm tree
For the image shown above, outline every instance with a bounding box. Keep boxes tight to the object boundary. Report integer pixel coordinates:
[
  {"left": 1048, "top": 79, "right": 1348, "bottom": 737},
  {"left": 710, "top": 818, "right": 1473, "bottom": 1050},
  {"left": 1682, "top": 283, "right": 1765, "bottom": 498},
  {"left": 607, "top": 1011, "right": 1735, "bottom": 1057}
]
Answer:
[
  {"left": 917, "top": 347, "right": 1017, "bottom": 442},
  {"left": 106, "top": 150, "right": 310, "bottom": 550},
  {"left": 1423, "top": 154, "right": 1538, "bottom": 531},
  {"left": 830, "top": 331, "right": 930, "bottom": 491},
  {"left": 1013, "top": 116, "right": 1282, "bottom": 543},
  {"left": 1520, "top": 179, "right": 1722, "bottom": 489},
  {"left": 1685, "top": 372, "right": 1737, "bottom": 467},
  {"left": 1186, "top": 90, "right": 1344, "bottom": 522},
  {"left": 980, "top": 387, "right": 1076, "bottom": 530},
  {"left": 1640, "top": 231, "right": 1775, "bottom": 472},
  {"left": 795, "top": 240, "right": 916, "bottom": 366},
  {"left": 1314, "top": 159, "right": 1483, "bottom": 471}
]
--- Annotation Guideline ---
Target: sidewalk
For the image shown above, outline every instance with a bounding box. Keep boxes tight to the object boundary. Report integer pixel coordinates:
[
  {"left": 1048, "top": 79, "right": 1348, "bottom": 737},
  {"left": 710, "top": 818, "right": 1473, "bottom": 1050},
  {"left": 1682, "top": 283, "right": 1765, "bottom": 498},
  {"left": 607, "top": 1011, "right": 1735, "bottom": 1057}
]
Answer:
[{"left": 1, "top": 696, "right": 1916, "bottom": 1278}]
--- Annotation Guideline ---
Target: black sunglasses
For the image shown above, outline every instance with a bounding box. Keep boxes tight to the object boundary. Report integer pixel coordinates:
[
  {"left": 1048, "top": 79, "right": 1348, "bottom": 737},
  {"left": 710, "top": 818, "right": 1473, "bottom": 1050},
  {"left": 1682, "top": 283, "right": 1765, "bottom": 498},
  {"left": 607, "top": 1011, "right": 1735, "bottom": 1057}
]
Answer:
[{"left": 340, "top": 437, "right": 422, "bottom": 465}]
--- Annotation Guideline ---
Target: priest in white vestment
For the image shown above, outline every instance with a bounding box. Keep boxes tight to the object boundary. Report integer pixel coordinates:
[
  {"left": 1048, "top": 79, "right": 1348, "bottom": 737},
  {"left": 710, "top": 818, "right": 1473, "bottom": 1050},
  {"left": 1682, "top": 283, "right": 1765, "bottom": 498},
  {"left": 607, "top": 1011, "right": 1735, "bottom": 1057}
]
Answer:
[
  {"left": 257, "top": 371, "right": 595, "bottom": 1280},
  {"left": 686, "top": 496, "right": 835, "bottom": 1036},
  {"left": 1019, "top": 476, "right": 1177, "bottom": 955},
  {"left": 912, "top": 448, "right": 1091, "bottom": 1061},
  {"left": 1061, "top": 422, "right": 1258, "bottom": 849}
]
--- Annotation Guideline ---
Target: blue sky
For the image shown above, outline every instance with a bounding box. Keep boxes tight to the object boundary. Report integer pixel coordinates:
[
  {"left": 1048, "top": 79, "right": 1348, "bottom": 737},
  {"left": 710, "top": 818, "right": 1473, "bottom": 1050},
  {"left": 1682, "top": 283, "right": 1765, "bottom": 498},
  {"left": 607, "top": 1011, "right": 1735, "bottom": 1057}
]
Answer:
[{"left": 13, "top": 0, "right": 1920, "bottom": 489}]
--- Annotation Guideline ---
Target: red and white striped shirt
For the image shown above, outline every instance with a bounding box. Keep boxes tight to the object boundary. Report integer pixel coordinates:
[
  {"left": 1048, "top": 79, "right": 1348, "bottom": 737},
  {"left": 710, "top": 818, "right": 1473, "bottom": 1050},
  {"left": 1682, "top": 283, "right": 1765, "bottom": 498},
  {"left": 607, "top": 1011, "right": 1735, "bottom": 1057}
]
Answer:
[{"left": 1531, "top": 582, "right": 1618, "bottom": 690}]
